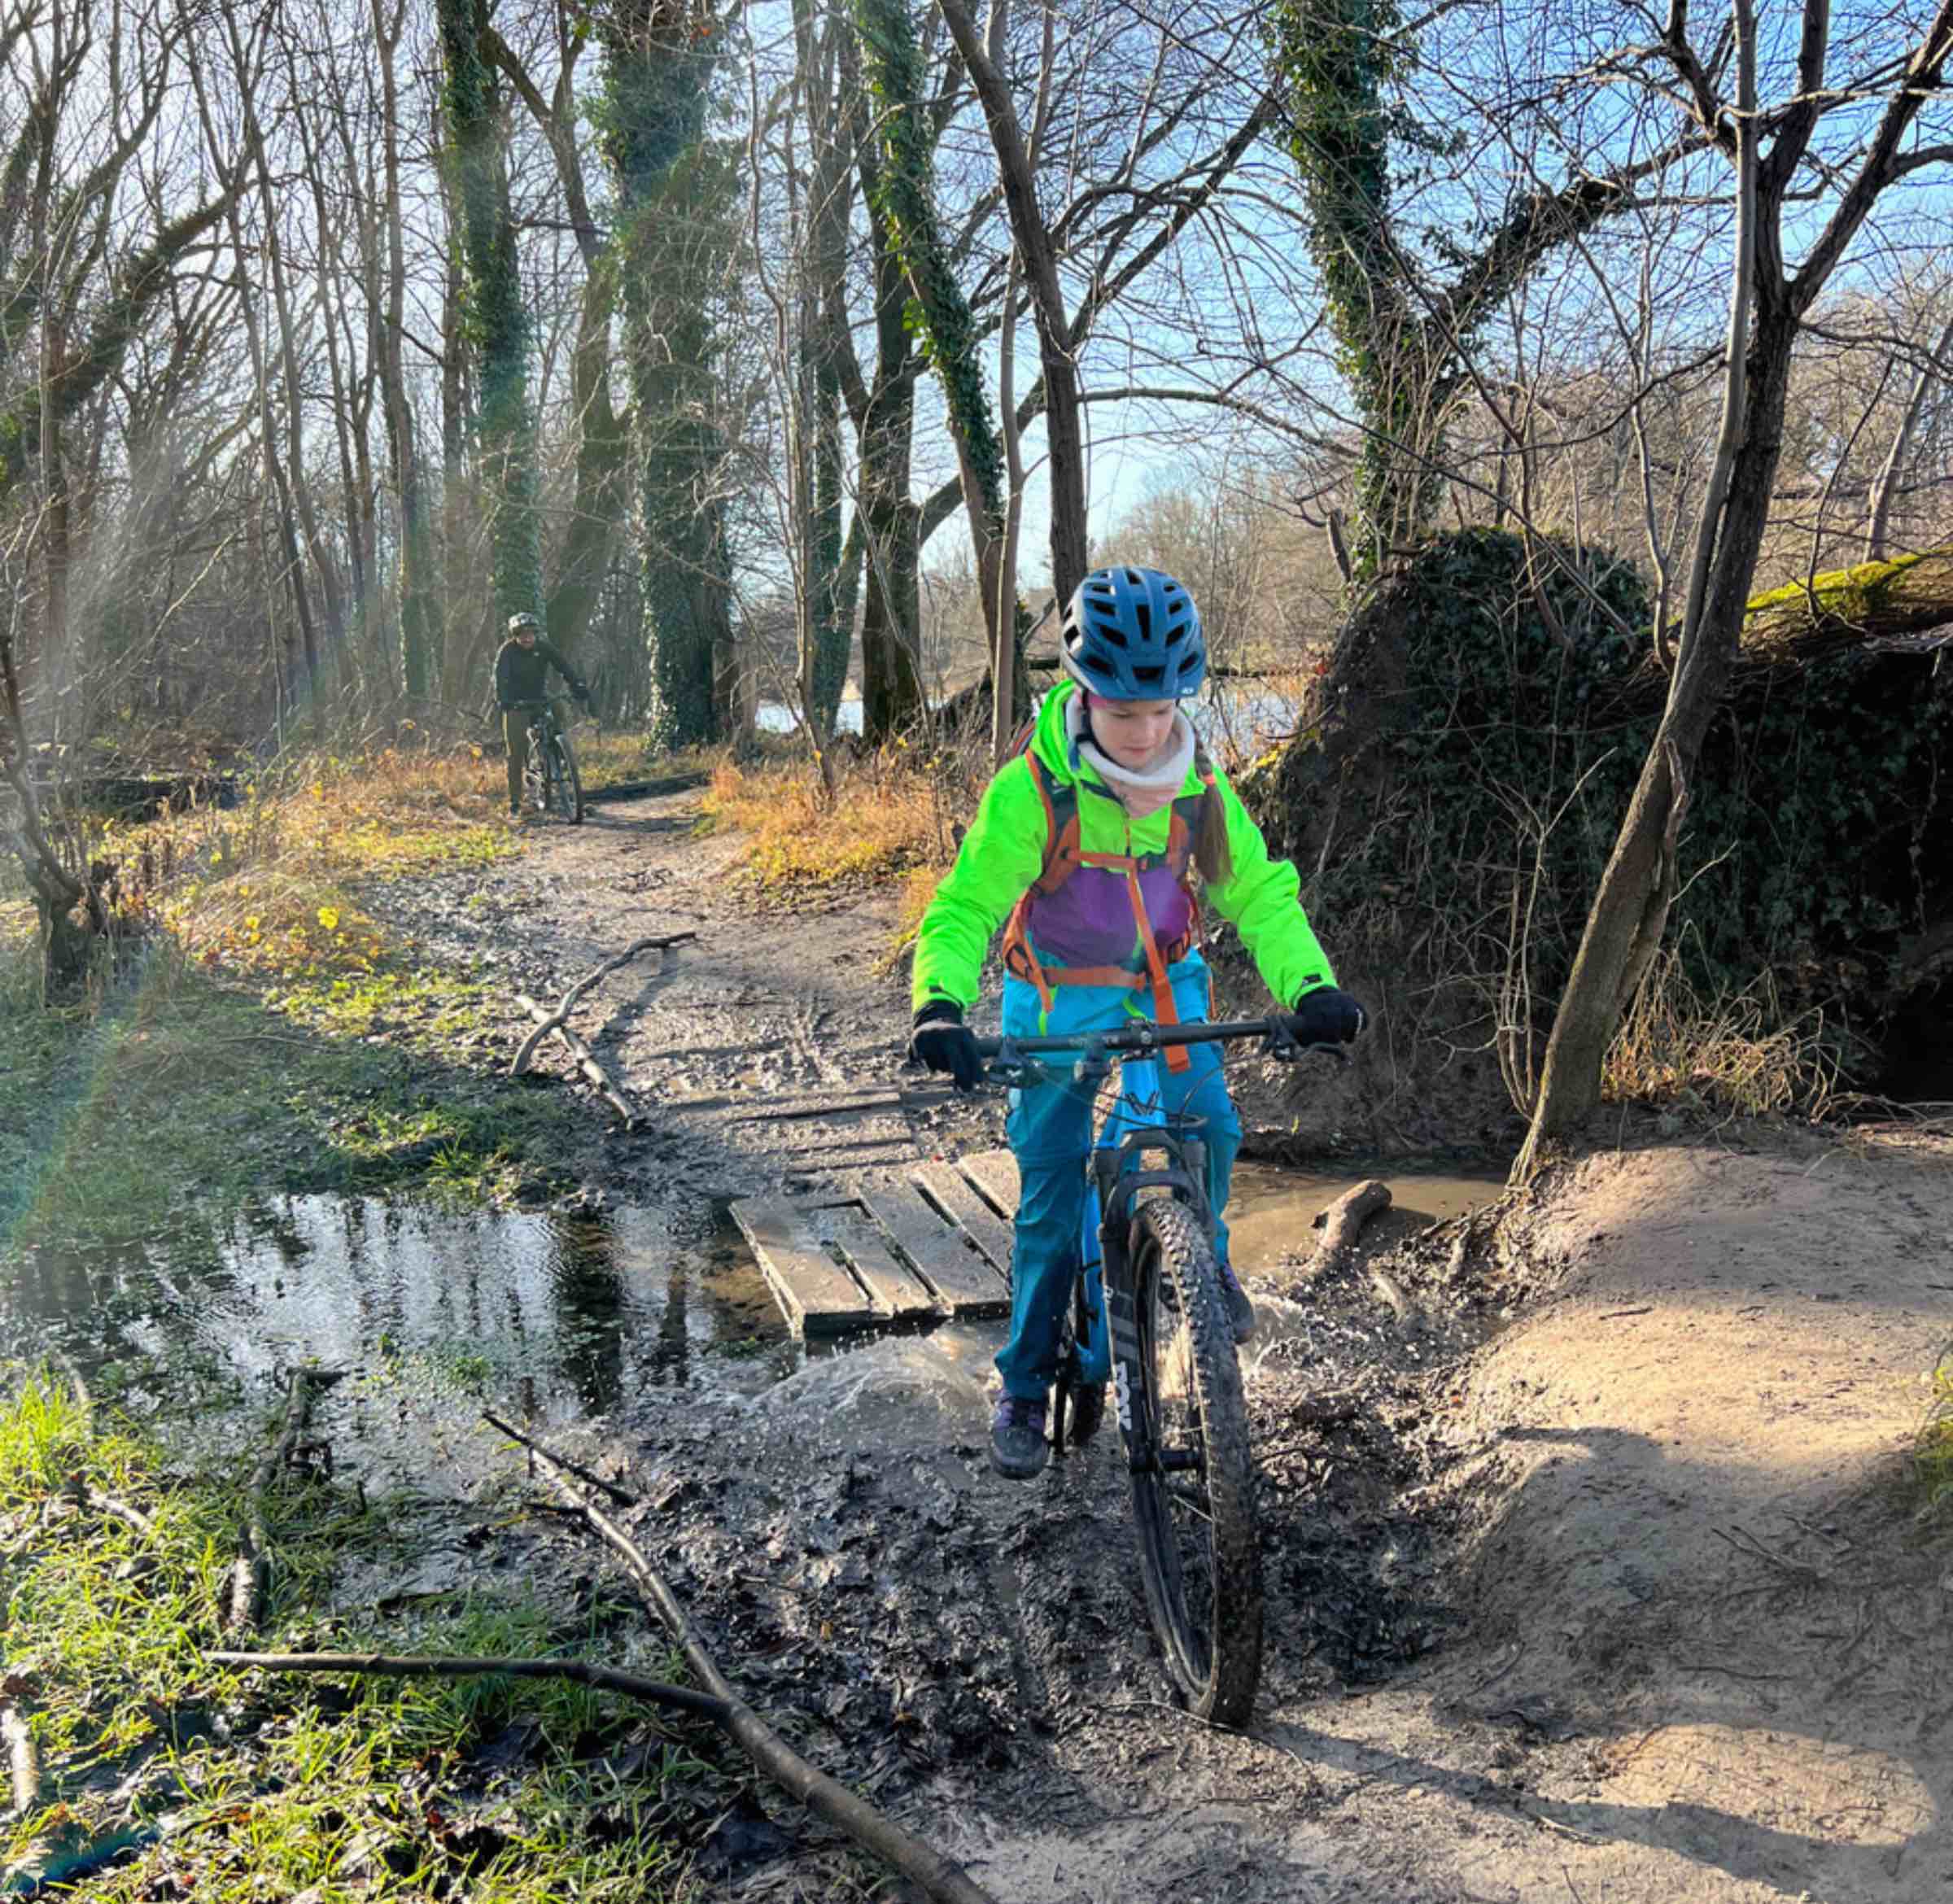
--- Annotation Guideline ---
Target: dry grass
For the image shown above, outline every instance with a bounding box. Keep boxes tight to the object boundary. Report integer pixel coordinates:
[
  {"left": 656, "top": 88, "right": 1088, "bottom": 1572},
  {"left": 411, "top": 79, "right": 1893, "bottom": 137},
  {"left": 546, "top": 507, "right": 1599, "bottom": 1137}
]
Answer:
[
  {"left": 1604, "top": 951, "right": 1842, "bottom": 1121},
  {"left": 85, "top": 746, "right": 518, "bottom": 984},
  {"left": 699, "top": 748, "right": 972, "bottom": 896},
  {"left": 1914, "top": 1350, "right": 1953, "bottom": 1522}
]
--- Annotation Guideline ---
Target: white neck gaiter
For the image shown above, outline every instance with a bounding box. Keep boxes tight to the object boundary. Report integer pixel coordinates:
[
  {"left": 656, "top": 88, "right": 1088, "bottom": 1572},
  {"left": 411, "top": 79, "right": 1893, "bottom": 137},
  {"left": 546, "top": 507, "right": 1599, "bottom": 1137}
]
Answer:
[{"left": 1065, "top": 696, "right": 1195, "bottom": 819}]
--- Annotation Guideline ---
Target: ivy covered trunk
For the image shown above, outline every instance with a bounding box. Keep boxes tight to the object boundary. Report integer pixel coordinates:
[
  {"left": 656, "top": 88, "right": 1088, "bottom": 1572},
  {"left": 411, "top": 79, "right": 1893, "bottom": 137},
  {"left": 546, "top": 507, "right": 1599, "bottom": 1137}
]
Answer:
[
  {"left": 1272, "top": 0, "right": 1438, "bottom": 574},
  {"left": 847, "top": 25, "right": 924, "bottom": 741},
  {"left": 601, "top": 0, "right": 734, "bottom": 752},
  {"left": 853, "top": 0, "right": 1010, "bottom": 748},
  {"left": 437, "top": 0, "right": 542, "bottom": 631},
  {"left": 546, "top": 271, "right": 630, "bottom": 666}
]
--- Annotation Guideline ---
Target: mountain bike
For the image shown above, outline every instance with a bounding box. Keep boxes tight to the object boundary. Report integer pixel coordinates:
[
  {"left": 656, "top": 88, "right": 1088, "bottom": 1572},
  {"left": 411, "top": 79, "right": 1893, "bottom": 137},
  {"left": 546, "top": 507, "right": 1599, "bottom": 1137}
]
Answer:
[
  {"left": 517, "top": 697, "right": 583, "bottom": 824},
  {"left": 973, "top": 1017, "right": 1339, "bottom": 1727}
]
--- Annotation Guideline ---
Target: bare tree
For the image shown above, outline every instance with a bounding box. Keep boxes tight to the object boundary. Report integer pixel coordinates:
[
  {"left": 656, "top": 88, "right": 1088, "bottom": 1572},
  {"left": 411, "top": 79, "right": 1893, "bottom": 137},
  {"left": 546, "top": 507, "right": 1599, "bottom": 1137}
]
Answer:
[{"left": 1516, "top": 0, "right": 1953, "bottom": 1175}]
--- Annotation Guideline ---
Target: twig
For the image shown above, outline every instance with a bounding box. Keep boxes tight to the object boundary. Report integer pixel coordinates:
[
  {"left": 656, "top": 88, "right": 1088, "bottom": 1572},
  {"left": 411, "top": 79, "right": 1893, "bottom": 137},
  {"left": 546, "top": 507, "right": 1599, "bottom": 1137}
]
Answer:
[
  {"left": 512, "top": 933, "right": 696, "bottom": 1075},
  {"left": 2, "top": 1693, "right": 38, "bottom": 1819},
  {"left": 482, "top": 1410, "right": 640, "bottom": 1507},
  {"left": 482, "top": 1413, "right": 999, "bottom": 1904},
  {"left": 1710, "top": 1523, "right": 1827, "bottom": 1582},
  {"left": 206, "top": 1650, "right": 731, "bottom": 1723},
  {"left": 226, "top": 1369, "right": 343, "bottom": 1634},
  {"left": 83, "top": 1485, "right": 157, "bottom": 1540},
  {"left": 513, "top": 994, "right": 638, "bottom": 1124}
]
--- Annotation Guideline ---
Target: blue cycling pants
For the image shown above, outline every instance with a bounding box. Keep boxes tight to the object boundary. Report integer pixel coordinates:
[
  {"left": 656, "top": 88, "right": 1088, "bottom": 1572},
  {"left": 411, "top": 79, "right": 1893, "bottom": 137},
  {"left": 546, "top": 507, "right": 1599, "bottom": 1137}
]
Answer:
[{"left": 995, "top": 958, "right": 1241, "bottom": 1402}]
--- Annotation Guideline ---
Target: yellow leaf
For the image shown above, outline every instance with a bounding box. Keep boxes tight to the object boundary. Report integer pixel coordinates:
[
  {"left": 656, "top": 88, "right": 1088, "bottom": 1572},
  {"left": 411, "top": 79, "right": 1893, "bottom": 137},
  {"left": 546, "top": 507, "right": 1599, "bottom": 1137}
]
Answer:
[
  {"left": 317, "top": 906, "right": 340, "bottom": 931},
  {"left": 245, "top": 915, "right": 260, "bottom": 932}
]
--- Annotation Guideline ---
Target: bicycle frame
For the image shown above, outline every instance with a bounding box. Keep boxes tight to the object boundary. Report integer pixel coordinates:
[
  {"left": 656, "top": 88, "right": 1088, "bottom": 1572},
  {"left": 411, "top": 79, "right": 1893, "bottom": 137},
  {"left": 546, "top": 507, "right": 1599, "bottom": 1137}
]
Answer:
[{"left": 984, "top": 1018, "right": 1293, "bottom": 1464}]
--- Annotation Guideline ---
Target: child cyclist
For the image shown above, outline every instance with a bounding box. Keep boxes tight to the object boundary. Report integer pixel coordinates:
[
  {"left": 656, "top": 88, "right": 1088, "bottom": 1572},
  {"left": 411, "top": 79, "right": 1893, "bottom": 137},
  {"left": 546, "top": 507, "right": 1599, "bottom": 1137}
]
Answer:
[{"left": 909, "top": 566, "right": 1366, "bottom": 1480}]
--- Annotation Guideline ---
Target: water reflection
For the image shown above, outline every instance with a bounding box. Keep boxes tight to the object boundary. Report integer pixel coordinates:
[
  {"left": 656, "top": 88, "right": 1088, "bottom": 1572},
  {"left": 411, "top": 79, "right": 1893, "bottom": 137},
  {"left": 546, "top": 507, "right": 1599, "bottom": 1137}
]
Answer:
[{"left": 0, "top": 1197, "right": 792, "bottom": 1465}]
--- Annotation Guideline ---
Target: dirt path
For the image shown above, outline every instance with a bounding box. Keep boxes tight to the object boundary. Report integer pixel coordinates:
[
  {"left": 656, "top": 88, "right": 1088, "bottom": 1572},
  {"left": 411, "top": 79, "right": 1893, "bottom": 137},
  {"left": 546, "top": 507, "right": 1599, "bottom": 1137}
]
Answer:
[{"left": 387, "top": 790, "right": 1953, "bottom": 1903}]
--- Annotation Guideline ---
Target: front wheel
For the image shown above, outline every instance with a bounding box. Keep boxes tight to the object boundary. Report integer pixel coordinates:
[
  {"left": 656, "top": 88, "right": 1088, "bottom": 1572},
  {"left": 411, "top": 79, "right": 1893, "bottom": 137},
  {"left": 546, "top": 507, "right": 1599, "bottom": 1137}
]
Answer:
[
  {"left": 1125, "top": 1196, "right": 1263, "bottom": 1725},
  {"left": 547, "top": 728, "right": 583, "bottom": 823}
]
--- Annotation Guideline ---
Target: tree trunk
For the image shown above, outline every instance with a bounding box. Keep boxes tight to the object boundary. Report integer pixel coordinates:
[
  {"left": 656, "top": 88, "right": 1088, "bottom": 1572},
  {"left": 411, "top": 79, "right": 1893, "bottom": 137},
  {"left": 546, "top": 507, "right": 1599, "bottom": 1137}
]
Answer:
[
  {"left": 1864, "top": 312, "right": 1953, "bottom": 562},
  {"left": 481, "top": 21, "right": 629, "bottom": 675},
  {"left": 439, "top": 0, "right": 544, "bottom": 631},
  {"left": 1515, "top": 136, "right": 1790, "bottom": 1177},
  {"left": 933, "top": 0, "right": 1086, "bottom": 607},
  {"left": 853, "top": 0, "right": 1010, "bottom": 725},
  {"left": 374, "top": 0, "right": 436, "bottom": 700},
  {"left": 849, "top": 37, "right": 924, "bottom": 740},
  {"left": 601, "top": 0, "right": 731, "bottom": 752}
]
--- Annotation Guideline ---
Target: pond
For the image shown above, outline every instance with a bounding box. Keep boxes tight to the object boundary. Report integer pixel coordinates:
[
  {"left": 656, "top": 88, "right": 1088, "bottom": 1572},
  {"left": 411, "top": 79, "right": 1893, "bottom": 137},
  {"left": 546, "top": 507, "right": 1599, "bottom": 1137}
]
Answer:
[{"left": 1, "top": 1197, "right": 793, "bottom": 1485}]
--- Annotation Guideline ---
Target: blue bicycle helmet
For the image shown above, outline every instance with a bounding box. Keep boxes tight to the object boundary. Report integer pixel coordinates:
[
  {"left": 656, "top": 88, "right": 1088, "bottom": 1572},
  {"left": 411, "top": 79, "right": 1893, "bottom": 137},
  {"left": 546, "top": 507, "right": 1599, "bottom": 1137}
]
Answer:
[{"left": 1059, "top": 566, "right": 1205, "bottom": 698}]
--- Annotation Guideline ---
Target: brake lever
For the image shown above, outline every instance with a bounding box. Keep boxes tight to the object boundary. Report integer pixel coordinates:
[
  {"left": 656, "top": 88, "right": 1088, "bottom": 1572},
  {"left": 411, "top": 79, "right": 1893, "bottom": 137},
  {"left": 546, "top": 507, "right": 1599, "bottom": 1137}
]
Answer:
[{"left": 1265, "top": 1026, "right": 1354, "bottom": 1065}]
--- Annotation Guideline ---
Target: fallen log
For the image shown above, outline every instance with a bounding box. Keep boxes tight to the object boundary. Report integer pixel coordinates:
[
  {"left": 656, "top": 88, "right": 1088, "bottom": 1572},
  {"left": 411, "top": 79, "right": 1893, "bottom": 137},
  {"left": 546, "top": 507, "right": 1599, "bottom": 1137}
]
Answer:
[
  {"left": 481, "top": 1413, "right": 999, "bottom": 1904},
  {"left": 583, "top": 770, "right": 712, "bottom": 804},
  {"left": 512, "top": 932, "right": 697, "bottom": 1076},
  {"left": 206, "top": 1650, "right": 731, "bottom": 1723},
  {"left": 1307, "top": 1179, "right": 1392, "bottom": 1278},
  {"left": 513, "top": 994, "right": 638, "bottom": 1124},
  {"left": 226, "top": 1369, "right": 343, "bottom": 1635}
]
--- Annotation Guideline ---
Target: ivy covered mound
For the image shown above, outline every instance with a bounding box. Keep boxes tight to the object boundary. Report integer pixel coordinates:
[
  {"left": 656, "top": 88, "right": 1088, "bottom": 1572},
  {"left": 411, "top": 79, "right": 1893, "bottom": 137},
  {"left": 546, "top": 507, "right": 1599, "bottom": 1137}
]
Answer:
[{"left": 1241, "top": 527, "right": 1953, "bottom": 1120}]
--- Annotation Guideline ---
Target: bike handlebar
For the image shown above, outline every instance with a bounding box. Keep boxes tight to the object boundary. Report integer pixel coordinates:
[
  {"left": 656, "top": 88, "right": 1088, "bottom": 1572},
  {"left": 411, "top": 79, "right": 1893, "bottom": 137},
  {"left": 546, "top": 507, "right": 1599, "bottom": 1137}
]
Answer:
[{"left": 971, "top": 1018, "right": 1352, "bottom": 1078}]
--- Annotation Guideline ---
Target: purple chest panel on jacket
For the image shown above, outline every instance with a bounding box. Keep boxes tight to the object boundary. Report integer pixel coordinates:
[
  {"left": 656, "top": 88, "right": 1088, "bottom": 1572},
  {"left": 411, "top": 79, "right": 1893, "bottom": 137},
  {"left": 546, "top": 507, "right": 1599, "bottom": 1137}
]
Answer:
[{"left": 1025, "top": 862, "right": 1192, "bottom": 969}]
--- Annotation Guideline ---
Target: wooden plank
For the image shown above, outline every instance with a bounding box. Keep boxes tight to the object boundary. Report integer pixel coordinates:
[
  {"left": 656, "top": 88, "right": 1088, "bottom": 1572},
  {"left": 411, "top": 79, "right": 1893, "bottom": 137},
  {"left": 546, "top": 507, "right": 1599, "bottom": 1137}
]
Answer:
[
  {"left": 911, "top": 1160, "right": 1017, "bottom": 1281},
  {"left": 857, "top": 1182, "right": 1010, "bottom": 1319},
  {"left": 958, "top": 1148, "right": 1021, "bottom": 1220},
  {"left": 729, "top": 1198, "right": 878, "bottom": 1338},
  {"left": 823, "top": 1207, "right": 943, "bottom": 1321},
  {"left": 729, "top": 1090, "right": 907, "bottom": 1124}
]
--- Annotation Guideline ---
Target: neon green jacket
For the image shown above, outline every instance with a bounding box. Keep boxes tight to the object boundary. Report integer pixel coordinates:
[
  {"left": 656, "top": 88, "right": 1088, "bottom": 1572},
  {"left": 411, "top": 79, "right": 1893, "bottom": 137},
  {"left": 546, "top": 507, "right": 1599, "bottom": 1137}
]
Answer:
[{"left": 912, "top": 681, "right": 1335, "bottom": 1012}]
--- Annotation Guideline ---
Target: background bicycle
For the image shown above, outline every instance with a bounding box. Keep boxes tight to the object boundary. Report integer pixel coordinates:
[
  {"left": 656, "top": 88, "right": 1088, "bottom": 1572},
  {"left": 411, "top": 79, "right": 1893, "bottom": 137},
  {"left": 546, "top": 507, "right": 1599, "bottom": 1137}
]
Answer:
[{"left": 514, "top": 696, "right": 584, "bottom": 824}]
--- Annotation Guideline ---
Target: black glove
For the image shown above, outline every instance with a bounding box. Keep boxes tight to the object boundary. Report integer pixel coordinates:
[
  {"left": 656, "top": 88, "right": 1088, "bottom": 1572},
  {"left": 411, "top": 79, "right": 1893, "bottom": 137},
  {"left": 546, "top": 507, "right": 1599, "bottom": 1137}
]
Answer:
[
  {"left": 1284, "top": 985, "right": 1366, "bottom": 1046},
  {"left": 910, "top": 1002, "right": 981, "bottom": 1092}
]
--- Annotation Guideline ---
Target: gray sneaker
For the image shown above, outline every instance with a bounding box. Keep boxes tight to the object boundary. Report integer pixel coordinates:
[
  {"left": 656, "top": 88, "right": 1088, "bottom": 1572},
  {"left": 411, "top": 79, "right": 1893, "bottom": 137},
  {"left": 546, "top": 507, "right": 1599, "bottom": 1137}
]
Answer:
[
  {"left": 1217, "top": 1261, "right": 1256, "bottom": 1344},
  {"left": 990, "top": 1394, "right": 1050, "bottom": 1479}
]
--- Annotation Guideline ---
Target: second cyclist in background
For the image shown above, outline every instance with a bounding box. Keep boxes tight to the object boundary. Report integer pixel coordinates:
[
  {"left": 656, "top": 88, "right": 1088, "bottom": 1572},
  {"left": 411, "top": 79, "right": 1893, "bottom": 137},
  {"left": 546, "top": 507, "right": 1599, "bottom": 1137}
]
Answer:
[
  {"left": 495, "top": 611, "right": 590, "bottom": 819},
  {"left": 908, "top": 565, "right": 1366, "bottom": 1479}
]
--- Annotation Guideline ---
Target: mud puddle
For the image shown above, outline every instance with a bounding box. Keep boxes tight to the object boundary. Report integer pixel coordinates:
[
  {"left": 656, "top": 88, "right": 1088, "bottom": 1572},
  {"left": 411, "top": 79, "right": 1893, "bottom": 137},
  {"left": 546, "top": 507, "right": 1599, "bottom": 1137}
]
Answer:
[
  {"left": 1226, "top": 1161, "right": 1505, "bottom": 1276},
  {"left": 2, "top": 1196, "right": 793, "bottom": 1484}
]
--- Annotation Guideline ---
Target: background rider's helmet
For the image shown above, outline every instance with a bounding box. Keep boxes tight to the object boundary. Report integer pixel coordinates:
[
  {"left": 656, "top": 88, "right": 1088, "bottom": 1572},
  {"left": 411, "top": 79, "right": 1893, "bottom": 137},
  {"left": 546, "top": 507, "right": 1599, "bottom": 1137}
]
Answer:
[
  {"left": 507, "top": 611, "right": 542, "bottom": 637},
  {"left": 1058, "top": 566, "right": 1205, "bottom": 699}
]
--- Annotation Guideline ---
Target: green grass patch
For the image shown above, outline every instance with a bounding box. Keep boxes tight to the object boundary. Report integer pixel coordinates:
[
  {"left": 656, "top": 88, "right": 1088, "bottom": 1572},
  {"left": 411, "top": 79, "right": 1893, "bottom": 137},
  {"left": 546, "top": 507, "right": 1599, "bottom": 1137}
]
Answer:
[
  {"left": 1, "top": 1374, "right": 710, "bottom": 1902},
  {"left": 0, "top": 947, "right": 576, "bottom": 1258}
]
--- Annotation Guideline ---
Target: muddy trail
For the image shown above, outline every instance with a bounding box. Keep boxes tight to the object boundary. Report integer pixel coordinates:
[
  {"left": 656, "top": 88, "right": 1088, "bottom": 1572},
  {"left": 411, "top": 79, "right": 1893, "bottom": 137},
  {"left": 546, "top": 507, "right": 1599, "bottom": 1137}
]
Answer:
[{"left": 30, "top": 784, "right": 1951, "bottom": 1903}]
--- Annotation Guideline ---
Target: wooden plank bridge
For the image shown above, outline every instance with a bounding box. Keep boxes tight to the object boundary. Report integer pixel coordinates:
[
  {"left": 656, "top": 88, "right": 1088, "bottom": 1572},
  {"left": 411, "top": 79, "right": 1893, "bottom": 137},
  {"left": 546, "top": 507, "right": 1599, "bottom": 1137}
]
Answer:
[{"left": 731, "top": 1150, "right": 1021, "bottom": 1337}]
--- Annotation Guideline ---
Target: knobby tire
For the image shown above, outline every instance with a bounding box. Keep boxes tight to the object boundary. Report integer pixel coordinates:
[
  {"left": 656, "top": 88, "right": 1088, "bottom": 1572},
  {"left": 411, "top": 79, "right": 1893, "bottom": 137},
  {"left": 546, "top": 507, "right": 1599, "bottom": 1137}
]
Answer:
[
  {"left": 548, "top": 729, "right": 583, "bottom": 824},
  {"left": 1126, "top": 1196, "right": 1263, "bottom": 1726}
]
